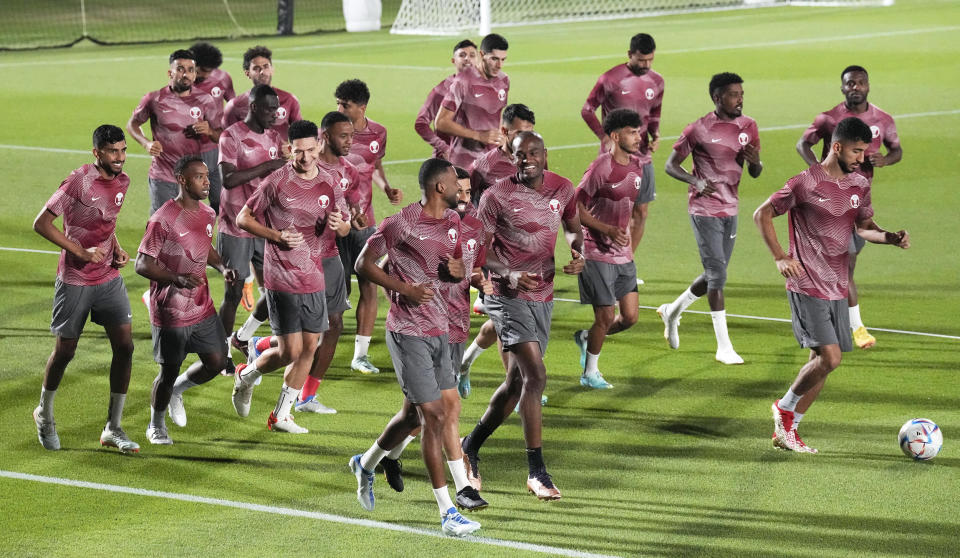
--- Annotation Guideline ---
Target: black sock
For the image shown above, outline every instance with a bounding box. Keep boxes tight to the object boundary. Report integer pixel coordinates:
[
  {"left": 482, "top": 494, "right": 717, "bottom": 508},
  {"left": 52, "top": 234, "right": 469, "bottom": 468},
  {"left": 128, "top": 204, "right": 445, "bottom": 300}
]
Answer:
[
  {"left": 526, "top": 447, "right": 546, "bottom": 476},
  {"left": 463, "top": 419, "right": 497, "bottom": 455}
]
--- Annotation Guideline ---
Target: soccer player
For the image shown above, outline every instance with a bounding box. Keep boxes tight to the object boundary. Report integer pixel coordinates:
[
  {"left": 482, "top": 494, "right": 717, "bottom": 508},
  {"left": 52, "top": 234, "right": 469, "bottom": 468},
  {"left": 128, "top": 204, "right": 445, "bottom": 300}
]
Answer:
[
  {"left": 434, "top": 33, "right": 510, "bottom": 169},
  {"left": 658, "top": 73, "right": 763, "bottom": 365},
  {"left": 461, "top": 131, "right": 584, "bottom": 500},
  {"left": 217, "top": 84, "right": 286, "bottom": 374},
  {"left": 796, "top": 65, "right": 902, "bottom": 349},
  {"left": 190, "top": 41, "right": 236, "bottom": 103},
  {"left": 334, "top": 78, "right": 403, "bottom": 375},
  {"left": 127, "top": 49, "right": 224, "bottom": 215},
  {"left": 31, "top": 124, "right": 138, "bottom": 454},
  {"left": 136, "top": 155, "right": 237, "bottom": 444},
  {"left": 231, "top": 120, "right": 337, "bottom": 434},
  {"left": 581, "top": 33, "right": 663, "bottom": 258},
  {"left": 754, "top": 117, "right": 909, "bottom": 453},
  {"left": 414, "top": 39, "right": 478, "bottom": 159},
  {"left": 223, "top": 45, "right": 302, "bottom": 141},
  {"left": 572, "top": 108, "right": 652, "bottom": 388},
  {"left": 349, "top": 158, "right": 481, "bottom": 537}
]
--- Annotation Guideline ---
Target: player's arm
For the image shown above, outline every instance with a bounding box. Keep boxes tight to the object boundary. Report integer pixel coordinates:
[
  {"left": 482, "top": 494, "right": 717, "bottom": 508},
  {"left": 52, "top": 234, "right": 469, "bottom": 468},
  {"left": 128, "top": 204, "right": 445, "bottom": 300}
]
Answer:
[
  {"left": 435, "top": 107, "right": 502, "bottom": 146},
  {"left": 629, "top": 201, "right": 650, "bottom": 252},
  {"left": 32, "top": 207, "right": 105, "bottom": 263},
  {"left": 470, "top": 266, "right": 493, "bottom": 294},
  {"left": 665, "top": 148, "right": 714, "bottom": 195},
  {"left": 647, "top": 93, "right": 663, "bottom": 153},
  {"left": 855, "top": 217, "right": 909, "bottom": 248},
  {"left": 580, "top": 81, "right": 606, "bottom": 141},
  {"left": 869, "top": 144, "right": 903, "bottom": 168},
  {"left": 795, "top": 136, "right": 819, "bottom": 167},
  {"left": 355, "top": 243, "right": 433, "bottom": 304},
  {"left": 219, "top": 160, "right": 285, "bottom": 190},
  {"left": 236, "top": 205, "right": 303, "bottom": 249},
  {"left": 744, "top": 134, "right": 763, "bottom": 178},
  {"left": 372, "top": 158, "right": 402, "bottom": 205},
  {"left": 111, "top": 234, "right": 129, "bottom": 268},
  {"left": 753, "top": 200, "right": 803, "bottom": 279},
  {"left": 206, "top": 245, "right": 238, "bottom": 284},
  {"left": 135, "top": 253, "right": 202, "bottom": 288},
  {"left": 577, "top": 200, "right": 628, "bottom": 246},
  {"left": 190, "top": 120, "right": 222, "bottom": 143},
  {"left": 414, "top": 93, "right": 448, "bottom": 156},
  {"left": 561, "top": 214, "right": 585, "bottom": 275},
  {"left": 126, "top": 113, "right": 162, "bottom": 156}
]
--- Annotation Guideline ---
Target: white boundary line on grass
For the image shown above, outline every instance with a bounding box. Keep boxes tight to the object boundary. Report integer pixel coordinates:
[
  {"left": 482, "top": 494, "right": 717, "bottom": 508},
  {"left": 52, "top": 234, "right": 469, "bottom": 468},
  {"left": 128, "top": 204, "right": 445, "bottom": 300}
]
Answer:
[{"left": 0, "top": 470, "right": 621, "bottom": 558}]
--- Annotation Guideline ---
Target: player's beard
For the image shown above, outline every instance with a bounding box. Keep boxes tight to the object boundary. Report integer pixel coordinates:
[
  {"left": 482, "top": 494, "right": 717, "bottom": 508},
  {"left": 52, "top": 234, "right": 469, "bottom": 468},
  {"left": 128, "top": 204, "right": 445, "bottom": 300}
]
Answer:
[
  {"left": 838, "top": 159, "right": 858, "bottom": 174},
  {"left": 628, "top": 64, "right": 648, "bottom": 76},
  {"left": 171, "top": 80, "right": 191, "bottom": 94}
]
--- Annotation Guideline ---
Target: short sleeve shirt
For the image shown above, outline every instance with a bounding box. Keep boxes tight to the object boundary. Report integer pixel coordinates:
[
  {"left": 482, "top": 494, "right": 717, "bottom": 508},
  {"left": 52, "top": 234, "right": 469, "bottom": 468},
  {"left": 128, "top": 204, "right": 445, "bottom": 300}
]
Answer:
[
  {"left": 444, "top": 213, "right": 487, "bottom": 343},
  {"left": 217, "top": 121, "right": 284, "bottom": 237},
  {"left": 343, "top": 118, "right": 388, "bottom": 226},
  {"left": 137, "top": 200, "right": 218, "bottom": 328},
  {"left": 577, "top": 152, "right": 644, "bottom": 264},
  {"left": 315, "top": 157, "right": 358, "bottom": 258},
  {"left": 673, "top": 111, "right": 760, "bottom": 217},
  {"left": 441, "top": 65, "right": 509, "bottom": 168},
  {"left": 583, "top": 65, "right": 664, "bottom": 164},
  {"left": 768, "top": 164, "right": 874, "bottom": 301},
  {"left": 44, "top": 164, "right": 129, "bottom": 286},
  {"left": 223, "top": 87, "right": 302, "bottom": 142},
  {"left": 478, "top": 171, "right": 577, "bottom": 302},
  {"left": 469, "top": 147, "right": 516, "bottom": 206},
  {"left": 193, "top": 68, "right": 236, "bottom": 103},
  {"left": 801, "top": 102, "right": 899, "bottom": 182}
]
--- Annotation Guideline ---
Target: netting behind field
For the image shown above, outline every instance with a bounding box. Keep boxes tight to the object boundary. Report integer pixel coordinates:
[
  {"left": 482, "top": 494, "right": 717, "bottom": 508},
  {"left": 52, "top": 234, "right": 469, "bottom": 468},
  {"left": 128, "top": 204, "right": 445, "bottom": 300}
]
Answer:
[{"left": 1, "top": 0, "right": 402, "bottom": 51}]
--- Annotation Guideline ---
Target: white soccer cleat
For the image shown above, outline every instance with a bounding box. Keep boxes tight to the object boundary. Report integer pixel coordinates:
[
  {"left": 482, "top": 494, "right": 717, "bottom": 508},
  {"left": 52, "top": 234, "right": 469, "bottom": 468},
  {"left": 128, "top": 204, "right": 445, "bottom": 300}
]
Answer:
[
  {"left": 231, "top": 364, "right": 255, "bottom": 417},
  {"left": 33, "top": 407, "right": 60, "bottom": 451},
  {"left": 100, "top": 427, "right": 140, "bottom": 454},
  {"left": 168, "top": 393, "right": 187, "bottom": 427},
  {"left": 351, "top": 356, "right": 380, "bottom": 374},
  {"left": 349, "top": 454, "right": 376, "bottom": 511},
  {"left": 145, "top": 425, "right": 173, "bottom": 445},
  {"left": 267, "top": 412, "right": 308, "bottom": 434},
  {"left": 294, "top": 396, "right": 337, "bottom": 414},
  {"left": 715, "top": 348, "right": 744, "bottom": 365},
  {"left": 441, "top": 506, "right": 481, "bottom": 537},
  {"left": 657, "top": 304, "right": 680, "bottom": 349}
]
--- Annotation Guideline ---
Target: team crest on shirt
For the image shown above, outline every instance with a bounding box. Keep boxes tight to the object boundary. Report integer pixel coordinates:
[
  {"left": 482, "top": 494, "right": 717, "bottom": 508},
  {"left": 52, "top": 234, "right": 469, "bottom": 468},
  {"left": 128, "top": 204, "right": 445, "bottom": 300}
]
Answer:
[
  {"left": 339, "top": 177, "right": 350, "bottom": 191},
  {"left": 634, "top": 176, "right": 642, "bottom": 189},
  {"left": 369, "top": 141, "right": 380, "bottom": 154},
  {"left": 319, "top": 195, "right": 330, "bottom": 209},
  {"left": 115, "top": 192, "right": 124, "bottom": 206},
  {"left": 466, "top": 238, "right": 477, "bottom": 254},
  {"left": 738, "top": 132, "right": 750, "bottom": 146},
  {"left": 211, "top": 86, "right": 223, "bottom": 98},
  {"left": 498, "top": 89, "right": 506, "bottom": 102},
  {"left": 276, "top": 107, "right": 287, "bottom": 120},
  {"left": 870, "top": 125, "right": 880, "bottom": 139},
  {"left": 189, "top": 106, "right": 202, "bottom": 119},
  {"left": 549, "top": 199, "right": 561, "bottom": 213},
  {"left": 850, "top": 194, "right": 860, "bottom": 208},
  {"left": 205, "top": 223, "right": 213, "bottom": 237},
  {"left": 268, "top": 146, "right": 278, "bottom": 159},
  {"left": 645, "top": 88, "right": 655, "bottom": 100},
  {"left": 448, "top": 228, "right": 459, "bottom": 244}
]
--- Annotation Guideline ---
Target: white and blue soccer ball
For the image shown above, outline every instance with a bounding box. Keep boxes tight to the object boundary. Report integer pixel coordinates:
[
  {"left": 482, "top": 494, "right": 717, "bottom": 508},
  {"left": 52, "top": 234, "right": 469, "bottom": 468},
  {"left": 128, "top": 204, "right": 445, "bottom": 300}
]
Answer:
[{"left": 899, "top": 418, "right": 943, "bottom": 461}]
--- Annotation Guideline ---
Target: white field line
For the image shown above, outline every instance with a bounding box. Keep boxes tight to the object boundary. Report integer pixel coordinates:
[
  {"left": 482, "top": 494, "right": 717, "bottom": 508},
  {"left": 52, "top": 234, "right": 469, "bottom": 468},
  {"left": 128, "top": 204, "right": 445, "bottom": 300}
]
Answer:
[{"left": 0, "top": 470, "right": 621, "bottom": 558}]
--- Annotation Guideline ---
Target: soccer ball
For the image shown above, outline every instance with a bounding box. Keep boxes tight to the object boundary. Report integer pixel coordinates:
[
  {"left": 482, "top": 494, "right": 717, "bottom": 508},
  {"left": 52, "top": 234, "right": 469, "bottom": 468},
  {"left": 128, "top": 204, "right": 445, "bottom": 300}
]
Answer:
[{"left": 898, "top": 418, "right": 943, "bottom": 460}]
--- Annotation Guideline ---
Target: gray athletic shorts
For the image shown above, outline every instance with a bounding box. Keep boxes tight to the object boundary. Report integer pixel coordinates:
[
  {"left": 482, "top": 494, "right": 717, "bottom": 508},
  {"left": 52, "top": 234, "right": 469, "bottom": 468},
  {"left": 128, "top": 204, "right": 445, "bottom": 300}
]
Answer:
[
  {"left": 337, "top": 226, "right": 376, "bottom": 294},
  {"left": 151, "top": 313, "right": 226, "bottom": 365},
  {"left": 635, "top": 162, "right": 656, "bottom": 206},
  {"left": 217, "top": 232, "right": 265, "bottom": 280},
  {"left": 385, "top": 331, "right": 454, "bottom": 405},
  {"left": 265, "top": 289, "right": 329, "bottom": 336},
  {"left": 323, "top": 255, "right": 351, "bottom": 315},
  {"left": 200, "top": 148, "right": 222, "bottom": 213},
  {"left": 485, "top": 295, "right": 552, "bottom": 354},
  {"left": 578, "top": 259, "right": 638, "bottom": 306},
  {"left": 449, "top": 341, "right": 465, "bottom": 376},
  {"left": 849, "top": 231, "right": 866, "bottom": 255},
  {"left": 148, "top": 178, "right": 179, "bottom": 215},
  {"left": 787, "top": 291, "right": 853, "bottom": 352},
  {"left": 51, "top": 276, "right": 131, "bottom": 338},
  {"left": 691, "top": 214, "right": 737, "bottom": 290}
]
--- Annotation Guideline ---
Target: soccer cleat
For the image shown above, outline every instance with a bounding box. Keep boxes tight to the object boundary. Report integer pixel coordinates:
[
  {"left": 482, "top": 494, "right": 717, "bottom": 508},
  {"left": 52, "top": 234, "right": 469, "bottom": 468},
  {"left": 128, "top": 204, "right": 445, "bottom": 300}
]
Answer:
[
  {"left": 853, "top": 326, "right": 876, "bottom": 349},
  {"left": 381, "top": 457, "right": 404, "bottom": 492},
  {"left": 441, "top": 507, "right": 481, "bottom": 537},
  {"left": 461, "top": 440, "right": 482, "bottom": 491},
  {"left": 527, "top": 471, "right": 562, "bottom": 500},
  {"left": 771, "top": 400, "right": 795, "bottom": 447},
  {"left": 294, "top": 395, "right": 337, "bottom": 414},
  {"left": 230, "top": 331, "right": 249, "bottom": 359},
  {"left": 457, "top": 366, "right": 471, "bottom": 399},
  {"left": 349, "top": 454, "right": 376, "bottom": 511},
  {"left": 351, "top": 356, "right": 380, "bottom": 375},
  {"left": 580, "top": 371, "right": 614, "bottom": 389},
  {"left": 145, "top": 425, "right": 173, "bottom": 445},
  {"left": 715, "top": 348, "right": 744, "bottom": 365},
  {"left": 241, "top": 280, "right": 256, "bottom": 312},
  {"left": 773, "top": 429, "right": 819, "bottom": 454},
  {"left": 33, "top": 407, "right": 60, "bottom": 451},
  {"left": 267, "top": 412, "right": 309, "bottom": 434},
  {"left": 100, "top": 427, "right": 140, "bottom": 454},
  {"left": 573, "top": 329, "right": 588, "bottom": 368},
  {"left": 472, "top": 295, "right": 486, "bottom": 315},
  {"left": 514, "top": 394, "right": 548, "bottom": 413},
  {"left": 636, "top": 277, "right": 645, "bottom": 286},
  {"left": 168, "top": 393, "right": 187, "bottom": 427},
  {"left": 231, "top": 364, "right": 255, "bottom": 418},
  {"left": 657, "top": 304, "right": 680, "bottom": 350},
  {"left": 455, "top": 486, "right": 489, "bottom": 511},
  {"left": 247, "top": 336, "right": 265, "bottom": 363},
  {"left": 221, "top": 356, "right": 236, "bottom": 377}
]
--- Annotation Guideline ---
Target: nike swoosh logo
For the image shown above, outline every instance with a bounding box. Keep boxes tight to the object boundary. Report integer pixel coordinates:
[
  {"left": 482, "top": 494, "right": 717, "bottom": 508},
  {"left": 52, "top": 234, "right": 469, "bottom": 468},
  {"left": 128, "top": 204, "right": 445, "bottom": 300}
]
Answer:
[
  {"left": 474, "top": 93, "right": 484, "bottom": 98},
  {"left": 610, "top": 184, "right": 620, "bottom": 188},
  {"left": 418, "top": 235, "right": 428, "bottom": 240},
  {"left": 730, "top": 233, "right": 737, "bottom": 239},
  {"left": 512, "top": 208, "right": 523, "bottom": 212},
  {"left": 162, "top": 110, "right": 172, "bottom": 113},
  {"left": 179, "top": 231, "right": 189, "bottom": 237},
  {"left": 127, "top": 314, "right": 132, "bottom": 318},
  {"left": 91, "top": 197, "right": 101, "bottom": 201},
  {"left": 818, "top": 197, "right": 830, "bottom": 202},
  {"left": 621, "top": 90, "right": 630, "bottom": 95},
  {"left": 286, "top": 197, "right": 296, "bottom": 202},
  {"left": 242, "top": 149, "right": 254, "bottom": 155},
  {"left": 711, "top": 138, "right": 722, "bottom": 143}
]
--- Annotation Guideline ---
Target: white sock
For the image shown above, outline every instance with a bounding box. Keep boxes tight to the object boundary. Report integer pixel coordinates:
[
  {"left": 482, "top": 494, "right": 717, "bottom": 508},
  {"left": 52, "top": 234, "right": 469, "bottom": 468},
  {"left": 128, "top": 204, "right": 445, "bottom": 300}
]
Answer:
[
  {"left": 668, "top": 288, "right": 699, "bottom": 317},
  {"left": 448, "top": 459, "right": 469, "bottom": 492},
  {"left": 779, "top": 389, "right": 802, "bottom": 412},
  {"left": 462, "top": 340, "right": 487, "bottom": 369},
  {"left": 273, "top": 383, "right": 300, "bottom": 421},
  {"left": 433, "top": 486, "right": 455, "bottom": 514},
  {"left": 243, "top": 274, "right": 254, "bottom": 286},
  {"left": 38, "top": 387, "right": 55, "bottom": 421},
  {"left": 360, "top": 441, "right": 389, "bottom": 472},
  {"left": 150, "top": 406, "right": 165, "bottom": 429},
  {"left": 387, "top": 435, "right": 416, "bottom": 460},
  {"left": 236, "top": 315, "right": 264, "bottom": 342},
  {"left": 107, "top": 392, "right": 126, "bottom": 430},
  {"left": 172, "top": 374, "right": 198, "bottom": 397},
  {"left": 849, "top": 304, "right": 865, "bottom": 330},
  {"left": 584, "top": 351, "right": 600, "bottom": 375},
  {"left": 353, "top": 335, "right": 372, "bottom": 361},
  {"left": 793, "top": 411, "right": 805, "bottom": 428},
  {"left": 710, "top": 310, "right": 734, "bottom": 352},
  {"left": 240, "top": 359, "right": 262, "bottom": 385}
]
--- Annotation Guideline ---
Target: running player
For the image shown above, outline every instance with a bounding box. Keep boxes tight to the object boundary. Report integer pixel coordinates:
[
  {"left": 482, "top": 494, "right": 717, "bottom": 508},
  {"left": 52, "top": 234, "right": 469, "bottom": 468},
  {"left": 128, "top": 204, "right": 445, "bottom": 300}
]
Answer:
[
  {"left": 796, "top": 65, "right": 902, "bottom": 349},
  {"left": 334, "top": 78, "right": 403, "bottom": 375},
  {"left": 349, "top": 158, "right": 481, "bottom": 536},
  {"left": 572, "top": 108, "right": 650, "bottom": 388},
  {"left": 231, "top": 120, "right": 336, "bottom": 434},
  {"left": 755, "top": 116, "right": 909, "bottom": 453},
  {"left": 415, "top": 39, "right": 478, "bottom": 159},
  {"left": 136, "top": 155, "right": 237, "bottom": 444},
  {"left": 434, "top": 33, "right": 510, "bottom": 169},
  {"left": 658, "top": 72, "right": 763, "bottom": 364},
  {"left": 31, "top": 124, "right": 138, "bottom": 454},
  {"left": 190, "top": 41, "right": 236, "bottom": 104},
  {"left": 461, "top": 131, "right": 584, "bottom": 500},
  {"left": 223, "top": 45, "right": 301, "bottom": 141}
]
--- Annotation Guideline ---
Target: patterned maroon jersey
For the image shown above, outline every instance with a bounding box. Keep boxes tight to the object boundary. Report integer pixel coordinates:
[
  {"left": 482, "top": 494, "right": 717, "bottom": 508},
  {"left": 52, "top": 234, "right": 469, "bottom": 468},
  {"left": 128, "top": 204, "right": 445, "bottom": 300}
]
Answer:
[
  {"left": 673, "top": 112, "right": 760, "bottom": 217},
  {"left": 217, "top": 121, "right": 284, "bottom": 237},
  {"left": 315, "top": 157, "right": 357, "bottom": 258},
  {"left": 577, "top": 152, "right": 644, "bottom": 264},
  {"left": 130, "top": 87, "right": 224, "bottom": 182},
  {"left": 582, "top": 65, "right": 664, "bottom": 164},
  {"left": 478, "top": 171, "right": 577, "bottom": 302},
  {"left": 365, "top": 203, "right": 462, "bottom": 337},
  {"left": 138, "top": 200, "right": 217, "bottom": 328},
  {"left": 415, "top": 75, "right": 455, "bottom": 158},
  {"left": 343, "top": 118, "right": 387, "bottom": 226},
  {"left": 801, "top": 102, "right": 899, "bottom": 182},
  {"left": 440, "top": 65, "right": 509, "bottom": 168},
  {"left": 223, "top": 87, "right": 301, "bottom": 143},
  {"left": 45, "top": 164, "right": 129, "bottom": 286},
  {"left": 768, "top": 164, "right": 874, "bottom": 301},
  {"left": 245, "top": 163, "right": 336, "bottom": 294},
  {"left": 469, "top": 146, "right": 515, "bottom": 205},
  {"left": 193, "top": 68, "right": 236, "bottom": 103},
  {"left": 444, "top": 213, "right": 487, "bottom": 343}
]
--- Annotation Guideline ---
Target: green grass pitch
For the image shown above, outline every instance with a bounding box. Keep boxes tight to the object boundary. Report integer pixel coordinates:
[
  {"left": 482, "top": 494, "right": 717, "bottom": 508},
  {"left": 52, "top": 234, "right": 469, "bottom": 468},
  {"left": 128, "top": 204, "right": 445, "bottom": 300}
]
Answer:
[{"left": 1, "top": 1, "right": 958, "bottom": 556}]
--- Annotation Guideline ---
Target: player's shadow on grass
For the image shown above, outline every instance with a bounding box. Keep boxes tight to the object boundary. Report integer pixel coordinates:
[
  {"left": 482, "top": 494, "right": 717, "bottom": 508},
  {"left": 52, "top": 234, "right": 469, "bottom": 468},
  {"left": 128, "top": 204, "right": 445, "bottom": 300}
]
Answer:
[{"left": 0, "top": 326, "right": 55, "bottom": 339}]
